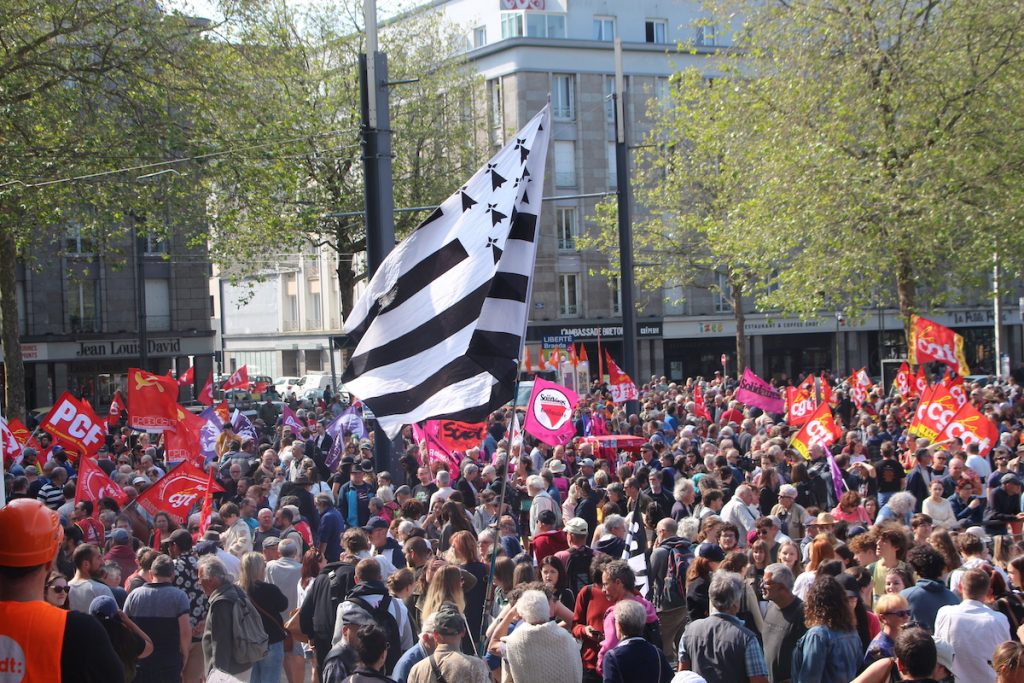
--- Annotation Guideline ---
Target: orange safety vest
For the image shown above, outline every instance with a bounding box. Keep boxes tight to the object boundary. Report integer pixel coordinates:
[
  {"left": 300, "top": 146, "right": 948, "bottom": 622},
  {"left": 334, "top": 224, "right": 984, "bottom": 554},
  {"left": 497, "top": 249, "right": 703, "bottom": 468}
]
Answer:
[{"left": 0, "top": 600, "right": 67, "bottom": 683}]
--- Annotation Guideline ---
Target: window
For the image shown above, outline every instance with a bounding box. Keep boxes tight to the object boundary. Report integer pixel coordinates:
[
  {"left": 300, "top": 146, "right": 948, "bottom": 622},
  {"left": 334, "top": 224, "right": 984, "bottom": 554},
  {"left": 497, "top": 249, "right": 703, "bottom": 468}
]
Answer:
[
  {"left": 283, "top": 273, "right": 299, "bottom": 331},
  {"left": 713, "top": 271, "right": 732, "bottom": 313},
  {"left": 65, "top": 225, "right": 93, "bottom": 255},
  {"left": 604, "top": 75, "right": 617, "bottom": 123},
  {"left": 696, "top": 24, "right": 717, "bottom": 46},
  {"left": 307, "top": 278, "right": 322, "bottom": 329},
  {"left": 607, "top": 142, "right": 618, "bottom": 188},
  {"left": 501, "top": 12, "right": 523, "bottom": 38},
  {"left": 556, "top": 207, "right": 577, "bottom": 250},
  {"left": 554, "top": 141, "right": 576, "bottom": 187},
  {"left": 593, "top": 16, "right": 616, "bottom": 41},
  {"left": 489, "top": 79, "right": 504, "bottom": 146},
  {"left": 526, "top": 13, "right": 566, "bottom": 38},
  {"left": 645, "top": 19, "right": 667, "bottom": 43},
  {"left": 68, "top": 280, "right": 100, "bottom": 333},
  {"left": 610, "top": 276, "right": 622, "bottom": 315},
  {"left": 654, "top": 77, "right": 670, "bottom": 104},
  {"left": 552, "top": 74, "right": 575, "bottom": 120},
  {"left": 559, "top": 274, "right": 580, "bottom": 317},
  {"left": 144, "top": 233, "right": 168, "bottom": 256},
  {"left": 144, "top": 278, "right": 171, "bottom": 331},
  {"left": 473, "top": 26, "right": 486, "bottom": 48}
]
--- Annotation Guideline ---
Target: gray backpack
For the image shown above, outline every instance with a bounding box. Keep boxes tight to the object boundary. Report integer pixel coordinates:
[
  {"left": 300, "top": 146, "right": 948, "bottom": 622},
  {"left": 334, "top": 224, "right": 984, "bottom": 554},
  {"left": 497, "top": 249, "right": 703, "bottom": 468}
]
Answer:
[{"left": 228, "top": 587, "right": 269, "bottom": 665}]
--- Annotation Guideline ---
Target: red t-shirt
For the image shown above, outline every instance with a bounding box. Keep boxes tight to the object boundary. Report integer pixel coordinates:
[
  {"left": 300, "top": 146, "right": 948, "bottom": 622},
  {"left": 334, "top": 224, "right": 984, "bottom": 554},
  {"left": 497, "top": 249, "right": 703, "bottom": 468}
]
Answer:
[{"left": 532, "top": 529, "right": 568, "bottom": 565}]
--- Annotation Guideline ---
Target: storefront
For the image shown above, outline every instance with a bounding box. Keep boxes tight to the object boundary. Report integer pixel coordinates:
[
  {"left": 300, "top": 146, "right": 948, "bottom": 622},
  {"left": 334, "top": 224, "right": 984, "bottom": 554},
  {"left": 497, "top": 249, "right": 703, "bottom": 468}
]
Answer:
[
  {"left": 524, "top": 320, "right": 663, "bottom": 382},
  {"left": 13, "top": 333, "right": 216, "bottom": 413}
]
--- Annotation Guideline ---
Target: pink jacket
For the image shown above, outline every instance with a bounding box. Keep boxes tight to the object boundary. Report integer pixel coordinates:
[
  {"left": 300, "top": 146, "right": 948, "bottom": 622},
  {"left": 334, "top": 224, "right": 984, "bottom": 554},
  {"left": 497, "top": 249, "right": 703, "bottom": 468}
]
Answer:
[{"left": 597, "top": 593, "right": 657, "bottom": 673}]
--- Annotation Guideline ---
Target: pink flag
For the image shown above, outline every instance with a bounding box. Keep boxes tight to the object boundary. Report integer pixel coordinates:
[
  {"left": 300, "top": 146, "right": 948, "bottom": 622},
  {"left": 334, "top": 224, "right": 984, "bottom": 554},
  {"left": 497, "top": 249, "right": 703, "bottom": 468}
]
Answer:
[
  {"left": 824, "top": 445, "right": 846, "bottom": 505},
  {"left": 281, "top": 405, "right": 305, "bottom": 434},
  {"left": 411, "top": 421, "right": 462, "bottom": 474},
  {"left": 523, "top": 378, "right": 578, "bottom": 446},
  {"left": 736, "top": 368, "right": 785, "bottom": 414}
]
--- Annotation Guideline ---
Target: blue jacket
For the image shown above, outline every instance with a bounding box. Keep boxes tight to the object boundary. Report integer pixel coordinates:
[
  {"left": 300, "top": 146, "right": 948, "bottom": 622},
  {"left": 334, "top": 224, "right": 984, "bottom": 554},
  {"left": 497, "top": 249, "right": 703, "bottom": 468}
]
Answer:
[
  {"left": 900, "top": 579, "right": 960, "bottom": 632},
  {"left": 603, "top": 637, "right": 672, "bottom": 683}
]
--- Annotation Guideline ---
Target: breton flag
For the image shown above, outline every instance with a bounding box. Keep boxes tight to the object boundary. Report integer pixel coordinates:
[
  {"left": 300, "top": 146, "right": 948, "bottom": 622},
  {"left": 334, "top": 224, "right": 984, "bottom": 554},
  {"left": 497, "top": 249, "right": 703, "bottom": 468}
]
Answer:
[
  {"left": 342, "top": 106, "right": 551, "bottom": 437},
  {"left": 623, "top": 496, "right": 651, "bottom": 599}
]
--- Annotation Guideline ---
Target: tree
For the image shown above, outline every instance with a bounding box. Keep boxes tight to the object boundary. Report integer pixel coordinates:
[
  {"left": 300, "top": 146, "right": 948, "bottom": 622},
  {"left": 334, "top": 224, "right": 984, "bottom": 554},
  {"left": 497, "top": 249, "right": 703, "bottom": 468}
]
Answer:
[
  {"left": 0, "top": 0, "right": 214, "bottom": 419},
  {"left": 199, "top": 0, "right": 484, "bottom": 319},
  {"left": 582, "top": 71, "right": 773, "bottom": 374},
  {"left": 706, "top": 0, "right": 1024, "bottom": 338}
]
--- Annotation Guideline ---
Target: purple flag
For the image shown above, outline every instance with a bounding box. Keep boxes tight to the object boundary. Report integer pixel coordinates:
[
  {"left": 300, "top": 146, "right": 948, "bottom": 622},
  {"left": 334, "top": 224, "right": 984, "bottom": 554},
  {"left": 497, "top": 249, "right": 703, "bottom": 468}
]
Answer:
[
  {"left": 327, "top": 407, "right": 366, "bottom": 440},
  {"left": 824, "top": 445, "right": 846, "bottom": 504},
  {"left": 736, "top": 368, "right": 785, "bottom": 413},
  {"left": 198, "top": 407, "right": 223, "bottom": 462},
  {"left": 231, "top": 409, "right": 257, "bottom": 442},
  {"left": 281, "top": 405, "right": 304, "bottom": 434}
]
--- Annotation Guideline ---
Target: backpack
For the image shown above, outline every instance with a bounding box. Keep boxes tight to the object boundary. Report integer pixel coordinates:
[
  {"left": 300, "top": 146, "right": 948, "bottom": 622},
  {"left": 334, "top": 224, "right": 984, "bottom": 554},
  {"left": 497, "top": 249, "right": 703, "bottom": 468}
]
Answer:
[
  {"left": 229, "top": 588, "right": 269, "bottom": 665},
  {"left": 660, "top": 540, "right": 693, "bottom": 609},
  {"left": 563, "top": 545, "right": 595, "bottom": 596},
  {"left": 347, "top": 595, "right": 402, "bottom": 674},
  {"left": 306, "top": 562, "right": 356, "bottom": 641}
]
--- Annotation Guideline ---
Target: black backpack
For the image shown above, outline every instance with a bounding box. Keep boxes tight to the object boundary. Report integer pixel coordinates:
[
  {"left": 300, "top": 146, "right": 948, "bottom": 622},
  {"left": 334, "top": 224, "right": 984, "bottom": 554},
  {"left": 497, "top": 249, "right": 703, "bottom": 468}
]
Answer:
[
  {"left": 305, "top": 562, "right": 356, "bottom": 641},
  {"left": 564, "top": 546, "right": 595, "bottom": 596},
  {"left": 660, "top": 540, "right": 692, "bottom": 609},
  {"left": 347, "top": 595, "right": 402, "bottom": 674}
]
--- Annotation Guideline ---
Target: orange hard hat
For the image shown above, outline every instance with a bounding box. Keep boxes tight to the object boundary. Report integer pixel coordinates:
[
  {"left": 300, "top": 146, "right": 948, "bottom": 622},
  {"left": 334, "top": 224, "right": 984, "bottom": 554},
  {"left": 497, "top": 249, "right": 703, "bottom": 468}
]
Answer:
[{"left": 0, "top": 498, "right": 63, "bottom": 567}]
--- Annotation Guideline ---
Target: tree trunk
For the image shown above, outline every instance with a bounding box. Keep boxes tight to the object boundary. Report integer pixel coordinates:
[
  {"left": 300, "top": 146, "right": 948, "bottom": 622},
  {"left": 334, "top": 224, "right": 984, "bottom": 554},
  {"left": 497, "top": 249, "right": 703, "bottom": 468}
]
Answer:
[
  {"left": 0, "top": 227, "right": 26, "bottom": 420},
  {"left": 732, "top": 277, "right": 747, "bottom": 379},
  {"left": 895, "top": 250, "right": 917, "bottom": 352},
  {"left": 337, "top": 256, "right": 357, "bottom": 323}
]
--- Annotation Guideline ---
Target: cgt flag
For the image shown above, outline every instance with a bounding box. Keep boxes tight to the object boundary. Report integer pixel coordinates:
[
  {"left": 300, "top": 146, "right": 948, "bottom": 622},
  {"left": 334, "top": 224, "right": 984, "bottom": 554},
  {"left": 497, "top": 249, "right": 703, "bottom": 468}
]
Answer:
[
  {"left": 605, "top": 351, "right": 638, "bottom": 404},
  {"left": 107, "top": 392, "right": 126, "bottom": 427},
  {"left": 909, "top": 384, "right": 957, "bottom": 442},
  {"left": 909, "top": 315, "right": 970, "bottom": 376},
  {"left": 893, "top": 362, "right": 912, "bottom": 399},
  {"left": 0, "top": 415, "right": 23, "bottom": 468},
  {"left": 178, "top": 366, "right": 195, "bottom": 386},
  {"left": 127, "top": 368, "right": 180, "bottom": 432},
  {"left": 75, "top": 456, "right": 128, "bottom": 508},
  {"left": 136, "top": 461, "right": 224, "bottom": 525},
  {"left": 936, "top": 401, "right": 998, "bottom": 457},
  {"left": 791, "top": 402, "right": 843, "bottom": 459},
  {"left": 786, "top": 376, "right": 817, "bottom": 427},
  {"left": 197, "top": 373, "right": 214, "bottom": 406},
  {"left": 41, "top": 392, "right": 106, "bottom": 458},
  {"left": 523, "top": 377, "right": 578, "bottom": 446},
  {"left": 222, "top": 365, "right": 249, "bottom": 391}
]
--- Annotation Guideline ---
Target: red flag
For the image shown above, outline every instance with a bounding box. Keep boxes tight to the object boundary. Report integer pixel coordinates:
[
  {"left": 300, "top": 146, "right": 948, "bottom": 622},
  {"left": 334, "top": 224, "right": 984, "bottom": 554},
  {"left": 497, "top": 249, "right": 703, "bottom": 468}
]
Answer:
[
  {"left": 909, "top": 315, "right": 971, "bottom": 376},
  {"left": 786, "top": 376, "right": 817, "bottom": 426},
  {"left": 914, "top": 367, "right": 929, "bottom": 396},
  {"left": 197, "top": 373, "right": 214, "bottom": 406},
  {"left": 522, "top": 347, "right": 533, "bottom": 373},
  {"left": 909, "top": 384, "right": 957, "bottom": 442},
  {"left": 944, "top": 373, "right": 967, "bottom": 409},
  {"left": 1, "top": 416, "right": 23, "bottom": 468},
  {"left": 936, "top": 401, "right": 999, "bottom": 457},
  {"left": 569, "top": 344, "right": 579, "bottom": 369},
  {"left": 253, "top": 381, "right": 269, "bottom": 395},
  {"left": 791, "top": 402, "right": 844, "bottom": 459},
  {"left": 222, "top": 365, "right": 249, "bottom": 391},
  {"left": 693, "top": 384, "right": 712, "bottom": 421},
  {"left": 127, "top": 368, "right": 180, "bottom": 432},
  {"left": 214, "top": 400, "right": 230, "bottom": 426},
  {"left": 7, "top": 418, "right": 30, "bottom": 447},
  {"left": 178, "top": 366, "right": 195, "bottom": 386},
  {"left": 604, "top": 351, "right": 638, "bottom": 403},
  {"left": 199, "top": 466, "right": 216, "bottom": 535},
  {"left": 41, "top": 392, "right": 106, "bottom": 458},
  {"left": 164, "top": 406, "right": 207, "bottom": 467},
  {"left": 893, "top": 362, "right": 912, "bottom": 399},
  {"left": 548, "top": 348, "right": 562, "bottom": 371},
  {"left": 75, "top": 456, "right": 128, "bottom": 508},
  {"left": 579, "top": 345, "right": 589, "bottom": 364},
  {"left": 136, "top": 461, "right": 224, "bottom": 526},
  {"left": 107, "top": 392, "right": 126, "bottom": 427}
]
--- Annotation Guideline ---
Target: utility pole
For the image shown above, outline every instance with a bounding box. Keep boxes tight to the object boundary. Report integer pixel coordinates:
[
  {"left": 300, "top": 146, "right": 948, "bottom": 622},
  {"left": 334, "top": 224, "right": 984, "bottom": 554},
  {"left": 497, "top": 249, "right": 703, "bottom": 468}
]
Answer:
[
  {"left": 134, "top": 223, "right": 149, "bottom": 371},
  {"left": 360, "top": 0, "right": 400, "bottom": 479},
  {"left": 613, "top": 39, "right": 638, "bottom": 415}
]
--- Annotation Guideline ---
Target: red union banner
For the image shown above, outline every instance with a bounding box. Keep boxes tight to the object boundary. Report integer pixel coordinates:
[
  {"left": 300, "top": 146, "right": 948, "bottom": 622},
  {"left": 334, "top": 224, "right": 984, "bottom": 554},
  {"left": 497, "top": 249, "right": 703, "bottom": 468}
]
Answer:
[
  {"left": 136, "top": 461, "right": 224, "bottom": 525},
  {"left": 75, "top": 456, "right": 127, "bottom": 507},
  {"left": 936, "top": 401, "right": 998, "bottom": 457},
  {"left": 786, "top": 378, "right": 817, "bottom": 427},
  {"left": 909, "top": 385, "right": 957, "bottom": 442},
  {"left": 791, "top": 402, "right": 843, "bottom": 459},
  {"left": 42, "top": 392, "right": 106, "bottom": 458},
  {"left": 944, "top": 374, "right": 968, "bottom": 409},
  {"left": 909, "top": 315, "right": 970, "bottom": 376},
  {"left": 164, "top": 406, "right": 207, "bottom": 467},
  {"left": 893, "top": 362, "right": 912, "bottom": 399},
  {"left": 222, "top": 365, "right": 249, "bottom": 391},
  {"left": 127, "top": 368, "right": 180, "bottom": 432}
]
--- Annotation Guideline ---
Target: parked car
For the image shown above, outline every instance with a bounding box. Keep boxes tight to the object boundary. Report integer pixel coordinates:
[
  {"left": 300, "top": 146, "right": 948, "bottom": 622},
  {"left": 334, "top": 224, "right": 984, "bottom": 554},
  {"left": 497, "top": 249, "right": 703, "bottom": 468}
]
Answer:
[{"left": 274, "top": 376, "right": 303, "bottom": 398}]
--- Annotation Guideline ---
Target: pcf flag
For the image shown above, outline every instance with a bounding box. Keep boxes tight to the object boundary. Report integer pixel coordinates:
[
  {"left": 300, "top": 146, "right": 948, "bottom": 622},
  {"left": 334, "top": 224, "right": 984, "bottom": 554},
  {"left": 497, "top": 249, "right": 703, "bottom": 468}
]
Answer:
[
  {"left": 41, "top": 392, "right": 106, "bottom": 458},
  {"left": 909, "top": 315, "right": 970, "bottom": 376},
  {"left": 523, "top": 377, "right": 578, "bottom": 446},
  {"left": 136, "top": 461, "right": 224, "bottom": 525},
  {"left": 791, "top": 402, "right": 843, "bottom": 459},
  {"left": 127, "top": 368, "right": 179, "bottom": 432},
  {"left": 341, "top": 106, "right": 551, "bottom": 437},
  {"left": 736, "top": 368, "right": 784, "bottom": 413},
  {"left": 164, "top": 406, "right": 207, "bottom": 467}
]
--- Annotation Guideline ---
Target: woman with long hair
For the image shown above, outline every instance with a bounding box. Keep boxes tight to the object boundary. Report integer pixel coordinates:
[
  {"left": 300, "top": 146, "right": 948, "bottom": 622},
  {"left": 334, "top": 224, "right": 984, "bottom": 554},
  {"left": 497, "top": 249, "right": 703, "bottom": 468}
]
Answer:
[
  {"left": 239, "top": 552, "right": 289, "bottom": 683},
  {"left": 44, "top": 570, "right": 69, "bottom": 609},
  {"left": 539, "top": 554, "right": 575, "bottom": 611},
  {"left": 448, "top": 530, "right": 488, "bottom": 645},
  {"left": 928, "top": 528, "right": 963, "bottom": 576},
  {"left": 421, "top": 564, "right": 467, "bottom": 619},
  {"left": 685, "top": 544, "right": 722, "bottom": 623},
  {"left": 778, "top": 539, "right": 805, "bottom": 576},
  {"left": 869, "top": 524, "right": 911, "bottom": 604},
  {"left": 438, "top": 500, "right": 476, "bottom": 554},
  {"left": 832, "top": 491, "right": 872, "bottom": 526},
  {"left": 792, "top": 575, "right": 864, "bottom": 683},
  {"left": 994, "top": 641, "right": 1024, "bottom": 683},
  {"left": 922, "top": 479, "right": 957, "bottom": 529},
  {"left": 148, "top": 511, "right": 178, "bottom": 549},
  {"left": 793, "top": 536, "right": 836, "bottom": 600}
]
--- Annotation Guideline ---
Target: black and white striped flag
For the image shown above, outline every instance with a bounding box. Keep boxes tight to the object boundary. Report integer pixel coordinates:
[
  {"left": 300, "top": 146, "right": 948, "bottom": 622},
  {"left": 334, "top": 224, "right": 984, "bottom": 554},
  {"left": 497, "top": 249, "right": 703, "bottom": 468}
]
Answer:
[
  {"left": 623, "top": 498, "right": 651, "bottom": 599},
  {"left": 342, "top": 106, "right": 551, "bottom": 437}
]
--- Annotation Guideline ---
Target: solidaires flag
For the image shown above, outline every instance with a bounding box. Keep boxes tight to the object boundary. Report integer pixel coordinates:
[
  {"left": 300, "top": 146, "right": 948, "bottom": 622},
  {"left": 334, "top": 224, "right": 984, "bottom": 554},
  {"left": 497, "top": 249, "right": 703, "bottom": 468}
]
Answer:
[{"left": 342, "top": 106, "right": 551, "bottom": 437}]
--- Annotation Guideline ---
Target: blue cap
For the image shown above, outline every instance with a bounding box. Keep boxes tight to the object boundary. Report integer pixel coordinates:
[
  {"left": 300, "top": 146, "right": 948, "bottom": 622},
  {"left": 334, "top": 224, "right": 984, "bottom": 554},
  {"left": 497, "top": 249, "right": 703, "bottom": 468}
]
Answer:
[{"left": 89, "top": 595, "right": 118, "bottom": 619}]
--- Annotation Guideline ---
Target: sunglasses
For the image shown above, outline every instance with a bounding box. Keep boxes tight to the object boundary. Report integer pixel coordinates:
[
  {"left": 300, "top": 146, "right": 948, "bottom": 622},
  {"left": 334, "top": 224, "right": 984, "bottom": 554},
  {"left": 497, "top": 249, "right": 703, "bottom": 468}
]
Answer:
[
  {"left": 49, "top": 585, "right": 69, "bottom": 593},
  {"left": 882, "top": 610, "right": 911, "bottom": 618}
]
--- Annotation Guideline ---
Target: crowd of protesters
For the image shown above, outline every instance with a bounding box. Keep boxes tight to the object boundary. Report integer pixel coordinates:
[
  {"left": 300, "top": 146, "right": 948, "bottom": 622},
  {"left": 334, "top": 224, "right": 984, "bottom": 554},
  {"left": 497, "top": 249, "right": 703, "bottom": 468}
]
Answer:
[{"left": 7, "top": 369, "right": 1024, "bottom": 682}]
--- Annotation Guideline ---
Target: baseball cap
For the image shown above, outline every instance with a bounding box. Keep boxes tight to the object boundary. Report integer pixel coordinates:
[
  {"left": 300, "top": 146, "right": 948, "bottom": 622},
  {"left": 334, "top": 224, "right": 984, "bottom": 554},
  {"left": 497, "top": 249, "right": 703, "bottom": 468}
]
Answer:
[
  {"left": 1002, "top": 473, "right": 1022, "bottom": 486},
  {"left": 564, "top": 517, "right": 588, "bottom": 535},
  {"left": 89, "top": 595, "right": 119, "bottom": 619},
  {"left": 358, "top": 459, "right": 375, "bottom": 473},
  {"left": 262, "top": 536, "right": 281, "bottom": 549},
  {"left": 696, "top": 542, "right": 726, "bottom": 562},
  {"left": 433, "top": 602, "right": 465, "bottom": 636},
  {"left": 579, "top": 458, "right": 595, "bottom": 468},
  {"left": 111, "top": 528, "right": 130, "bottom": 545},
  {"left": 362, "top": 516, "right": 388, "bottom": 532},
  {"left": 835, "top": 572, "right": 860, "bottom": 599},
  {"left": 359, "top": 439, "right": 373, "bottom": 451}
]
